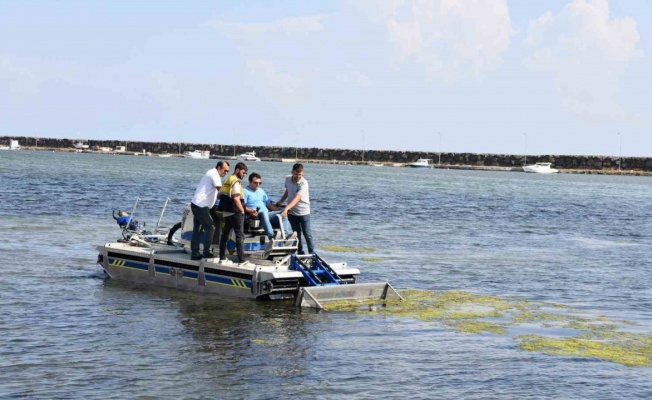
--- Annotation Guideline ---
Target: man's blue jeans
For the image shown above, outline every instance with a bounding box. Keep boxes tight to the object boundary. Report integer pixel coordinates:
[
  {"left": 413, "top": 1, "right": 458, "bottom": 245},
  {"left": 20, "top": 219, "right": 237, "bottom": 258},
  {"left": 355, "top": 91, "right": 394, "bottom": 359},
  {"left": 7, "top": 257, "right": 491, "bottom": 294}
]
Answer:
[
  {"left": 288, "top": 214, "right": 314, "bottom": 254},
  {"left": 260, "top": 210, "right": 290, "bottom": 238}
]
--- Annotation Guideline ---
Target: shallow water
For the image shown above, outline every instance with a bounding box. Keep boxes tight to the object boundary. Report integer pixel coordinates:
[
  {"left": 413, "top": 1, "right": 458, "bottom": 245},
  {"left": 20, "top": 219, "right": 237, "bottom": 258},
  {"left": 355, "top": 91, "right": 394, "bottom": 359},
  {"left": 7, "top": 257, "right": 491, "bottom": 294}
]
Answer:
[{"left": 1, "top": 151, "right": 652, "bottom": 398}]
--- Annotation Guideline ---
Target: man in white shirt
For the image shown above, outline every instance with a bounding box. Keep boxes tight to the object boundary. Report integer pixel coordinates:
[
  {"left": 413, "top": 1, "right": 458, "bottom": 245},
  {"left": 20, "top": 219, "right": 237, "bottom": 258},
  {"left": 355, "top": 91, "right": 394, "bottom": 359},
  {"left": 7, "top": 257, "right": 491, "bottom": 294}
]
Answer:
[{"left": 190, "top": 160, "right": 229, "bottom": 260}]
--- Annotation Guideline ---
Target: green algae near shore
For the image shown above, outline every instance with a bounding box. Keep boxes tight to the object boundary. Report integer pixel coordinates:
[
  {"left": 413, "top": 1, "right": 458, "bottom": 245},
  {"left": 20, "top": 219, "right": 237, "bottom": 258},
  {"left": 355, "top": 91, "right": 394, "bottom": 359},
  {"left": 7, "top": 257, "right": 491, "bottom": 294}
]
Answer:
[
  {"left": 322, "top": 289, "right": 652, "bottom": 367},
  {"left": 321, "top": 245, "right": 376, "bottom": 253}
]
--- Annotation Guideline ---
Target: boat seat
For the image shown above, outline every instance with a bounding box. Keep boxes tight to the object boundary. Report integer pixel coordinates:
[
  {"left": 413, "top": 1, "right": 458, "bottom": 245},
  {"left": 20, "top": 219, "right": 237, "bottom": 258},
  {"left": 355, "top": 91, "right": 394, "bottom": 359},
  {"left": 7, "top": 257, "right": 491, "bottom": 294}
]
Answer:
[{"left": 244, "top": 213, "right": 266, "bottom": 236}]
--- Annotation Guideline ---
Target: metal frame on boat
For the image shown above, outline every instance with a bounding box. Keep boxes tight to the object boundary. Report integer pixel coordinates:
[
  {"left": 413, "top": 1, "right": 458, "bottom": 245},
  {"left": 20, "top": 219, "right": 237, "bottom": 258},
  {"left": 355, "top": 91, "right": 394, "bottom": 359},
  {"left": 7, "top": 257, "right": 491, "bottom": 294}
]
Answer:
[{"left": 97, "top": 199, "right": 402, "bottom": 308}]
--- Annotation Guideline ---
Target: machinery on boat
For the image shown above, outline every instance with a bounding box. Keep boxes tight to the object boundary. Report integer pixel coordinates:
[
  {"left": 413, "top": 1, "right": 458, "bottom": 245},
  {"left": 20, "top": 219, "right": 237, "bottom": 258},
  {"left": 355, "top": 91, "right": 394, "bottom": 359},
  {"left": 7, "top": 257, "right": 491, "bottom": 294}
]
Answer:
[{"left": 97, "top": 198, "right": 401, "bottom": 309}]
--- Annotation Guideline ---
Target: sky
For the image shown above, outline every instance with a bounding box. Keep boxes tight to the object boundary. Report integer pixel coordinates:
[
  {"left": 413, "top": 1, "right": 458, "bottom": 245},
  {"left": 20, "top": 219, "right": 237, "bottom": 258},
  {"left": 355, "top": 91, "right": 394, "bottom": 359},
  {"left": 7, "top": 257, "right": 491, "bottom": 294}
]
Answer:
[{"left": 1, "top": 0, "right": 650, "bottom": 156}]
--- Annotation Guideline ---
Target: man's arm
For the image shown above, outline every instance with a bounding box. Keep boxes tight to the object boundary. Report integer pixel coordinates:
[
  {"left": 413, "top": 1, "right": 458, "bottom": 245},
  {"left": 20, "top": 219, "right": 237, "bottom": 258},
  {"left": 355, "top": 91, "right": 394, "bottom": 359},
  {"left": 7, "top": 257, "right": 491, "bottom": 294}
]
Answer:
[
  {"left": 276, "top": 189, "right": 288, "bottom": 206},
  {"left": 232, "top": 182, "right": 245, "bottom": 214},
  {"left": 281, "top": 193, "right": 302, "bottom": 218},
  {"left": 233, "top": 194, "right": 245, "bottom": 214}
]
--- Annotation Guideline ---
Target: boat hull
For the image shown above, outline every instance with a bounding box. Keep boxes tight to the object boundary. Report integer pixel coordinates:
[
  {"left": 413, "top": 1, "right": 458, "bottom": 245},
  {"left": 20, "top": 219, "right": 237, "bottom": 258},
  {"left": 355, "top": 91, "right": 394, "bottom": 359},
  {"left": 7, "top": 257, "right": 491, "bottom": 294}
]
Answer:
[
  {"left": 523, "top": 167, "right": 559, "bottom": 174},
  {"left": 97, "top": 242, "right": 360, "bottom": 301}
]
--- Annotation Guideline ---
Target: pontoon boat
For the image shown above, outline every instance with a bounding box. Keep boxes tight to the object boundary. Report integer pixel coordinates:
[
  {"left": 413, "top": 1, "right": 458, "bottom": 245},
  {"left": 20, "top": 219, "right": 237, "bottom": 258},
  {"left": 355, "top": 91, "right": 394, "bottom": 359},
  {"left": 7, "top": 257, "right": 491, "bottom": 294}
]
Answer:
[{"left": 96, "top": 199, "right": 401, "bottom": 309}]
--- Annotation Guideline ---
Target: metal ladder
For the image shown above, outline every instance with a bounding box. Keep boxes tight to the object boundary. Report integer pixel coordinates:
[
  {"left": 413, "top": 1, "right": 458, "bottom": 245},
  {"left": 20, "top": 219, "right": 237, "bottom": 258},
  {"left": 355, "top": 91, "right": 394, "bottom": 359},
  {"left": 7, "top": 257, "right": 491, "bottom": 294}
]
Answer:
[{"left": 290, "top": 254, "right": 345, "bottom": 286}]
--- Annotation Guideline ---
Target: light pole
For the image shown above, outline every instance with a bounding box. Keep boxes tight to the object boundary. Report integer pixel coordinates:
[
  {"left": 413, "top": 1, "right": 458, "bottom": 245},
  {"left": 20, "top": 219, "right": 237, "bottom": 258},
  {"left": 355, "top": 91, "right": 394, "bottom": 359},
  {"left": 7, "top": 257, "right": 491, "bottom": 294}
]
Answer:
[
  {"left": 362, "top": 129, "right": 365, "bottom": 163},
  {"left": 618, "top": 132, "right": 622, "bottom": 171},
  {"left": 523, "top": 133, "right": 528, "bottom": 166},
  {"left": 437, "top": 132, "right": 442, "bottom": 165}
]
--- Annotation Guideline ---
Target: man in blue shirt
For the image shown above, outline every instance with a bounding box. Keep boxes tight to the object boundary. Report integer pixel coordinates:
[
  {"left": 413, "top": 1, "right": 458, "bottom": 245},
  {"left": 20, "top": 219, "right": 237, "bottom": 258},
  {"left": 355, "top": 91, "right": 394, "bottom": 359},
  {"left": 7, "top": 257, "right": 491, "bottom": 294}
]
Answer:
[{"left": 243, "top": 172, "right": 291, "bottom": 239}]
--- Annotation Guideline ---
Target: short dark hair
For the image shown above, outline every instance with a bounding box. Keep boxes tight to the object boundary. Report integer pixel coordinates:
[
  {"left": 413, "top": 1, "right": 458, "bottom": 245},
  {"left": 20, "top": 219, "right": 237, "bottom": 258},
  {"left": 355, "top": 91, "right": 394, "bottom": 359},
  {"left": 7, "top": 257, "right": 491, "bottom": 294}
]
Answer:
[
  {"left": 248, "top": 172, "right": 261, "bottom": 182},
  {"left": 292, "top": 163, "right": 304, "bottom": 172},
  {"left": 235, "top": 162, "right": 248, "bottom": 172},
  {"left": 216, "top": 160, "right": 230, "bottom": 169}
]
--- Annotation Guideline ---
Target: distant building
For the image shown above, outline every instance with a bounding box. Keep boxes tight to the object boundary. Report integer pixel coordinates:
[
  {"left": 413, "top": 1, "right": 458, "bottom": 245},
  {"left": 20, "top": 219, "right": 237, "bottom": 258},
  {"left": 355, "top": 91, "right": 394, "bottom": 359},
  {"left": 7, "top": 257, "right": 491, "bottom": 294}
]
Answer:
[{"left": 115, "top": 146, "right": 126, "bottom": 152}]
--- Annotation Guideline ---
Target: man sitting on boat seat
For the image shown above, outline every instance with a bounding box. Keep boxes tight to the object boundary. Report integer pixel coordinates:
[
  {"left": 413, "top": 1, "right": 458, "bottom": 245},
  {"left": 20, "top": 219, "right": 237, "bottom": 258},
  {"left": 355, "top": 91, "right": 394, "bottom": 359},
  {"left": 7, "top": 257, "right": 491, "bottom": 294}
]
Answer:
[{"left": 243, "top": 172, "right": 293, "bottom": 241}]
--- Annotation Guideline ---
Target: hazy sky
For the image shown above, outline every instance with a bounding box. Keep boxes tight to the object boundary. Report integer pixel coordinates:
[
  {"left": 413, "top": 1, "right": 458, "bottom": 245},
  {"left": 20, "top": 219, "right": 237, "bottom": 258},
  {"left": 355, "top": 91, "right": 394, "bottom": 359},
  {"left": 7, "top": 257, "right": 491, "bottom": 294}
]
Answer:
[{"left": 1, "top": 0, "right": 650, "bottom": 156}]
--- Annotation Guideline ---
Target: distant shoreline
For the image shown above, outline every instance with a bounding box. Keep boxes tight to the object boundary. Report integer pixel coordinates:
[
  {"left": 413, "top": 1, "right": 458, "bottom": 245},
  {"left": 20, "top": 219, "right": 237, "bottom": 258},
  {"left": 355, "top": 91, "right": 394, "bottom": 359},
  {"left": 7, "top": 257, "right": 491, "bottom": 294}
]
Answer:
[{"left": 9, "top": 144, "right": 651, "bottom": 177}]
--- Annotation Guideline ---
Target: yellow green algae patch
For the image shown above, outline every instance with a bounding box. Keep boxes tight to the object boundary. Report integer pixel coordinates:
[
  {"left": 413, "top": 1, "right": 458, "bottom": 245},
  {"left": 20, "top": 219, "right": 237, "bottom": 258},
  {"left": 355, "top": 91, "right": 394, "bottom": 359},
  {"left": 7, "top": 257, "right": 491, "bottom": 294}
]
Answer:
[
  {"left": 251, "top": 339, "right": 271, "bottom": 345},
  {"left": 446, "top": 320, "right": 507, "bottom": 334},
  {"left": 361, "top": 257, "right": 385, "bottom": 262},
  {"left": 321, "top": 245, "right": 376, "bottom": 253},
  {"left": 321, "top": 289, "right": 652, "bottom": 368},
  {"left": 517, "top": 335, "right": 652, "bottom": 367}
]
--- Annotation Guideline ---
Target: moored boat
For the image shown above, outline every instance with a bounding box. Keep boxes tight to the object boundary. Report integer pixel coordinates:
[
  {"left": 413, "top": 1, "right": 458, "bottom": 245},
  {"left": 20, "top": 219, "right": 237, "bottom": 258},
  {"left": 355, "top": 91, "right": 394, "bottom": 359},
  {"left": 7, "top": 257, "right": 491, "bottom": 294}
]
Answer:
[
  {"left": 236, "top": 151, "right": 261, "bottom": 162},
  {"left": 408, "top": 159, "right": 433, "bottom": 168},
  {"left": 1, "top": 139, "right": 21, "bottom": 151},
  {"left": 523, "top": 162, "right": 559, "bottom": 174},
  {"left": 184, "top": 150, "right": 210, "bottom": 159}
]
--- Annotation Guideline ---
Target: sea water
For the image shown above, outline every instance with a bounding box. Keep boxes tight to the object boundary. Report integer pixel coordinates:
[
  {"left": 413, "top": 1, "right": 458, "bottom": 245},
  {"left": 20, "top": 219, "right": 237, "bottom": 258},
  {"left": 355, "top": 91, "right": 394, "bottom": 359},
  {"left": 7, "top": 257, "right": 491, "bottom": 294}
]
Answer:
[{"left": 1, "top": 151, "right": 651, "bottom": 399}]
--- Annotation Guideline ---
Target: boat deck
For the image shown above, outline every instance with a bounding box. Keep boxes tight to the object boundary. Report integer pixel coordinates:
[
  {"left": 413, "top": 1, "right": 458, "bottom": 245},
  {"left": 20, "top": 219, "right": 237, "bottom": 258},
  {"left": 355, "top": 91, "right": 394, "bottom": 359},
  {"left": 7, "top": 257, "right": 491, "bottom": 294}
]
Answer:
[{"left": 105, "top": 241, "right": 289, "bottom": 271}]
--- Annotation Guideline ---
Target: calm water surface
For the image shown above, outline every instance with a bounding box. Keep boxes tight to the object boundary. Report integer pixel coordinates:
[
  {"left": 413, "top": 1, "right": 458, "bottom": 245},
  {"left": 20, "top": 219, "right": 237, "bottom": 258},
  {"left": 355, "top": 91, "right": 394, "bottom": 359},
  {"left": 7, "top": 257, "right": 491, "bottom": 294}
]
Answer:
[{"left": 1, "top": 151, "right": 652, "bottom": 399}]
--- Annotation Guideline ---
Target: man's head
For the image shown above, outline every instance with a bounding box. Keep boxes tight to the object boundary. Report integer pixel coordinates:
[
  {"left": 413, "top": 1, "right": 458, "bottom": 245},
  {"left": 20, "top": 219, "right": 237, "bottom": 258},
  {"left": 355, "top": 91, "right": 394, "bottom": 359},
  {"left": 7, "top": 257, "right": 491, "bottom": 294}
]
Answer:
[
  {"left": 248, "top": 172, "right": 262, "bottom": 191},
  {"left": 291, "top": 163, "right": 304, "bottom": 183},
  {"left": 234, "top": 162, "right": 248, "bottom": 180},
  {"left": 216, "top": 160, "right": 230, "bottom": 177}
]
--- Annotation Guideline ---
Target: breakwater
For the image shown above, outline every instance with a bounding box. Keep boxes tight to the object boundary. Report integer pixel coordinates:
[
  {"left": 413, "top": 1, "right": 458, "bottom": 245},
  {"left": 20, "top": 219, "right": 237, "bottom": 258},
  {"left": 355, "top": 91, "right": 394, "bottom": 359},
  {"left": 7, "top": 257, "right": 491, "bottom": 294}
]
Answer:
[{"left": 3, "top": 136, "right": 651, "bottom": 172}]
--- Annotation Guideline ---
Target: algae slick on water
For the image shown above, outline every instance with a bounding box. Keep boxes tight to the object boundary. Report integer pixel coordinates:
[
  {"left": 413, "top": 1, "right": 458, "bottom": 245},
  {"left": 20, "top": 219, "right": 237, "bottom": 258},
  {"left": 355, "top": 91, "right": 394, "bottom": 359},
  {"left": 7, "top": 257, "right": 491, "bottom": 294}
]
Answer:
[{"left": 96, "top": 199, "right": 401, "bottom": 308}]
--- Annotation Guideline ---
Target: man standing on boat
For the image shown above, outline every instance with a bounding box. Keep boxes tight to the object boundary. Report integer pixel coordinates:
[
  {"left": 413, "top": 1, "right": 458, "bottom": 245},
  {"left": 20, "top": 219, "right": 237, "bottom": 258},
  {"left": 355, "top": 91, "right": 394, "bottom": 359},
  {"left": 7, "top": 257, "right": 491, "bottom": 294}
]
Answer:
[
  {"left": 277, "top": 163, "right": 314, "bottom": 254},
  {"left": 190, "top": 160, "right": 230, "bottom": 260},
  {"left": 218, "top": 162, "right": 249, "bottom": 265}
]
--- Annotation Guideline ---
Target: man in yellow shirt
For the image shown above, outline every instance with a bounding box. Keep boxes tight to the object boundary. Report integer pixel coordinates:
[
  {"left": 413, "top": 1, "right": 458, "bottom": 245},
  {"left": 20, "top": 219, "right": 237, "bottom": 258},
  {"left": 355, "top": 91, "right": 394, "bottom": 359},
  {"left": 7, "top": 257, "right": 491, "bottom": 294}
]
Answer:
[{"left": 217, "top": 162, "right": 249, "bottom": 265}]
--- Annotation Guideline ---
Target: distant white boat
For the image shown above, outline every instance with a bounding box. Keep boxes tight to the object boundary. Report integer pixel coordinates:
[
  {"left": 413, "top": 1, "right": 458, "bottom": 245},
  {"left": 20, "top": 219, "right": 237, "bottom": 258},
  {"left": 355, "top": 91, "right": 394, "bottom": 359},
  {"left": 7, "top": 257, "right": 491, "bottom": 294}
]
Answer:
[
  {"left": 184, "top": 150, "right": 210, "bottom": 159},
  {"left": 523, "top": 162, "right": 559, "bottom": 174},
  {"left": 408, "top": 159, "right": 433, "bottom": 168},
  {"left": 236, "top": 151, "right": 261, "bottom": 162},
  {"left": 73, "top": 141, "right": 89, "bottom": 150},
  {"left": 158, "top": 153, "right": 173, "bottom": 158},
  {"left": 1, "top": 139, "right": 20, "bottom": 150},
  {"left": 281, "top": 158, "right": 297, "bottom": 163},
  {"left": 368, "top": 162, "right": 384, "bottom": 167}
]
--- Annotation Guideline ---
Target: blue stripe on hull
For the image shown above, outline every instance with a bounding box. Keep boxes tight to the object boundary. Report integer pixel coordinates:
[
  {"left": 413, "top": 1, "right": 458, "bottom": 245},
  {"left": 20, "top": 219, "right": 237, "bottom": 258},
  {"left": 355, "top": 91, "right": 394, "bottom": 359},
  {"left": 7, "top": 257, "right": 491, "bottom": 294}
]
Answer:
[
  {"left": 155, "top": 265, "right": 170, "bottom": 274},
  {"left": 108, "top": 258, "right": 148, "bottom": 272},
  {"left": 183, "top": 271, "right": 199, "bottom": 280},
  {"left": 205, "top": 274, "right": 251, "bottom": 289},
  {"left": 107, "top": 256, "right": 251, "bottom": 290}
]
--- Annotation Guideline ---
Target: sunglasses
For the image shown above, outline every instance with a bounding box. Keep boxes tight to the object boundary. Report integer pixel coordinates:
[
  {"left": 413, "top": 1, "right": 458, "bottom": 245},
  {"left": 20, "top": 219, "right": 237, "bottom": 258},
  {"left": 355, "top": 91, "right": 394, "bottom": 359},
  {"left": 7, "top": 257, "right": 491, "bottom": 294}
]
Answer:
[{"left": 252, "top": 181, "right": 262, "bottom": 185}]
